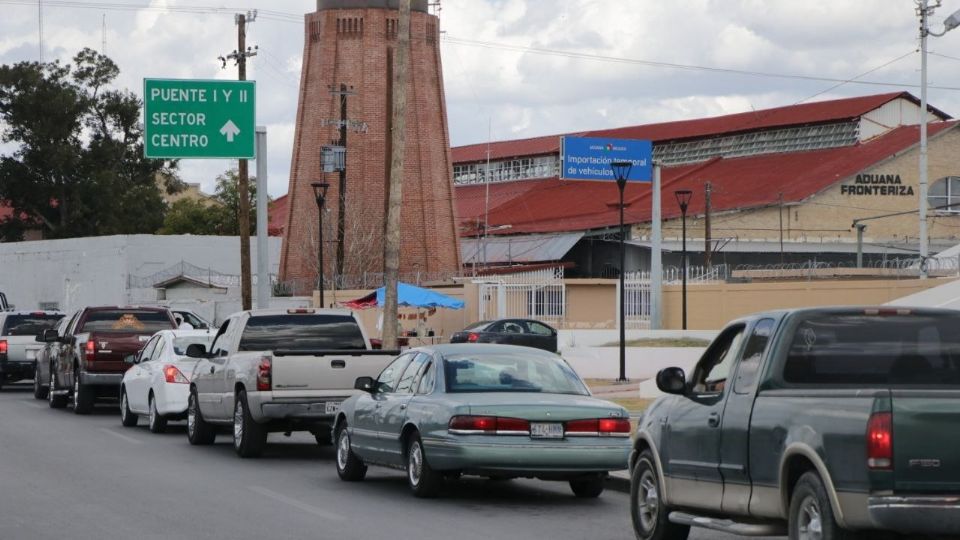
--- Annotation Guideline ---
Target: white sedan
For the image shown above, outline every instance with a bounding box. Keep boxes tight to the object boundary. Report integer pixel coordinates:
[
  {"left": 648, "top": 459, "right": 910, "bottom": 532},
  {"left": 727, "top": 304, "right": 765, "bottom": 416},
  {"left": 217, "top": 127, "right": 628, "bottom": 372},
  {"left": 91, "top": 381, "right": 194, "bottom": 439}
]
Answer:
[{"left": 119, "top": 329, "right": 214, "bottom": 433}]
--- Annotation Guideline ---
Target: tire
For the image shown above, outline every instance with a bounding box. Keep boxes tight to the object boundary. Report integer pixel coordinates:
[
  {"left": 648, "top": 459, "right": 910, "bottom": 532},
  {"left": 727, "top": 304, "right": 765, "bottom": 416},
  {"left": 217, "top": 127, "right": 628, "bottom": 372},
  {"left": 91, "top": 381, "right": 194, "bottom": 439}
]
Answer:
[
  {"left": 631, "top": 450, "right": 690, "bottom": 540},
  {"left": 72, "top": 368, "right": 94, "bottom": 415},
  {"left": 187, "top": 388, "right": 216, "bottom": 445},
  {"left": 570, "top": 475, "right": 605, "bottom": 498},
  {"left": 120, "top": 388, "right": 138, "bottom": 427},
  {"left": 233, "top": 390, "right": 267, "bottom": 458},
  {"left": 789, "top": 471, "right": 852, "bottom": 540},
  {"left": 148, "top": 394, "right": 167, "bottom": 433},
  {"left": 48, "top": 367, "right": 67, "bottom": 409},
  {"left": 33, "top": 364, "right": 48, "bottom": 400},
  {"left": 406, "top": 433, "right": 442, "bottom": 498},
  {"left": 335, "top": 423, "right": 367, "bottom": 481}
]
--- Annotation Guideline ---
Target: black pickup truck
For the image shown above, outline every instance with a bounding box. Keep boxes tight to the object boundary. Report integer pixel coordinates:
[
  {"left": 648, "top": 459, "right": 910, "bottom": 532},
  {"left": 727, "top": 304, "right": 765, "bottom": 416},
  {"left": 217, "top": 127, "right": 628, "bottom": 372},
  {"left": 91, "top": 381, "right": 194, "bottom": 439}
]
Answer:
[{"left": 630, "top": 306, "right": 960, "bottom": 539}]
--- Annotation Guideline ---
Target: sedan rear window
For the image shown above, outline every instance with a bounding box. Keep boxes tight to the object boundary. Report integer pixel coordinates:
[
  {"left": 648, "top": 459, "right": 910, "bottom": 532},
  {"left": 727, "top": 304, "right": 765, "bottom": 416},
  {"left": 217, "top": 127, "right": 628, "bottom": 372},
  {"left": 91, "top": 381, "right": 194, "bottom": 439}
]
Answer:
[
  {"left": 173, "top": 335, "right": 214, "bottom": 356},
  {"left": 80, "top": 310, "right": 174, "bottom": 333},
  {"left": 1, "top": 314, "right": 64, "bottom": 336},
  {"left": 783, "top": 313, "right": 960, "bottom": 386},
  {"left": 239, "top": 314, "right": 366, "bottom": 351},
  {"left": 443, "top": 353, "right": 588, "bottom": 395}
]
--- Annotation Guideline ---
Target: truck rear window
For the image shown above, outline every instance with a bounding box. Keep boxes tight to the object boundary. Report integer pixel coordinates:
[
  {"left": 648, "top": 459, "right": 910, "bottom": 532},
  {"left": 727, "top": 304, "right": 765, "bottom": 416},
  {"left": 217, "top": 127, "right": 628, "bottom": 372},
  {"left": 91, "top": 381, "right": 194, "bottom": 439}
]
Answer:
[
  {"left": 1, "top": 314, "right": 64, "bottom": 336},
  {"left": 238, "top": 314, "right": 366, "bottom": 351},
  {"left": 79, "top": 310, "right": 174, "bottom": 333},
  {"left": 783, "top": 313, "right": 960, "bottom": 386}
]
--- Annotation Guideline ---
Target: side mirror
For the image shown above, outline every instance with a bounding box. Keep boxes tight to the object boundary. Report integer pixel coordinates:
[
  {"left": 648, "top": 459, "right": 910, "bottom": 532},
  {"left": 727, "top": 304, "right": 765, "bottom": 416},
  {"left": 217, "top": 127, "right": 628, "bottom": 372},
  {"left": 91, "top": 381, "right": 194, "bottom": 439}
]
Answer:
[
  {"left": 40, "top": 329, "right": 58, "bottom": 343},
  {"left": 656, "top": 367, "right": 687, "bottom": 395},
  {"left": 354, "top": 376, "right": 376, "bottom": 393},
  {"left": 185, "top": 343, "right": 208, "bottom": 359}
]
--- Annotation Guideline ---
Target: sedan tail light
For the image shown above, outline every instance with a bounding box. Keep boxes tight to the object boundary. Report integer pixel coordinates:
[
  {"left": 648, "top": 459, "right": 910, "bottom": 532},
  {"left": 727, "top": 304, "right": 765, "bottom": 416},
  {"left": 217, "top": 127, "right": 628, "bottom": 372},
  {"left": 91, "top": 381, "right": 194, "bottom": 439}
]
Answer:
[
  {"left": 256, "top": 356, "right": 272, "bottom": 391},
  {"left": 565, "top": 418, "right": 631, "bottom": 437},
  {"left": 867, "top": 411, "right": 893, "bottom": 469},
  {"left": 467, "top": 332, "right": 479, "bottom": 343},
  {"left": 0, "top": 339, "right": 7, "bottom": 356},
  {"left": 163, "top": 365, "right": 189, "bottom": 384},
  {"left": 448, "top": 415, "right": 530, "bottom": 435},
  {"left": 84, "top": 340, "right": 96, "bottom": 363}
]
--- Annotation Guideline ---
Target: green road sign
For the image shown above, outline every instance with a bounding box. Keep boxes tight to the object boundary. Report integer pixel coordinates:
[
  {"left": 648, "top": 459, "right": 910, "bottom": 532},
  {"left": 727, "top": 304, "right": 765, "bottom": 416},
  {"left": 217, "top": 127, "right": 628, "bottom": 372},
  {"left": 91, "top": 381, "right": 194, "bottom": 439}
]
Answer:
[{"left": 143, "top": 78, "right": 256, "bottom": 159}]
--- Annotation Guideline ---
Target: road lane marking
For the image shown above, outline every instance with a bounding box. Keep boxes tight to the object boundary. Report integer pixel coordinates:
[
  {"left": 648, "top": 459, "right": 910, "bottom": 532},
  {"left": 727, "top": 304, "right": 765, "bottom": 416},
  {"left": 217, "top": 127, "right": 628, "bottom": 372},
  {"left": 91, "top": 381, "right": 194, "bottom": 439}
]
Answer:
[
  {"left": 248, "top": 485, "right": 344, "bottom": 522},
  {"left": 98, "top": 427, "right": 143, "bottom": 444}
]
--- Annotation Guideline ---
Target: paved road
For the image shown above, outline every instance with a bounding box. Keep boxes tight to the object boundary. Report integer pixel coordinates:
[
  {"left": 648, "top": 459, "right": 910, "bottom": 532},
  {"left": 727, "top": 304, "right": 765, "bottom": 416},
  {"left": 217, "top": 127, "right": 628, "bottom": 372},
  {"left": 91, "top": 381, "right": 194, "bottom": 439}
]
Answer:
[{"left": 0, "top": 385, "right": 781, "bottom": 540}]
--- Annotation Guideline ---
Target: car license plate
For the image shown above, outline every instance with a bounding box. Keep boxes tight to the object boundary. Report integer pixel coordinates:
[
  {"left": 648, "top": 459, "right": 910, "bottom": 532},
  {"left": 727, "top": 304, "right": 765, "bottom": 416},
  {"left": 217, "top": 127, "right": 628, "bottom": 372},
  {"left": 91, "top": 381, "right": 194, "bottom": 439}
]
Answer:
[
  {"left": 530, "top": 422, "right": 564, "bottom": 439},
  {"left": 325, "top": 401, "right": 342, "bottom": 414}
]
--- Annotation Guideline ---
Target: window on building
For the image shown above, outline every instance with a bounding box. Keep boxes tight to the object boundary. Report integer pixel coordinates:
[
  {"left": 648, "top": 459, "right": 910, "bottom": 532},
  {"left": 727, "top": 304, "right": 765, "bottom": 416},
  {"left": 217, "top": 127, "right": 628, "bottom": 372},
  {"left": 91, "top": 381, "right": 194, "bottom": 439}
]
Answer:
[{"left": 928, "top": 177, "right": 960, "bottom": 214}]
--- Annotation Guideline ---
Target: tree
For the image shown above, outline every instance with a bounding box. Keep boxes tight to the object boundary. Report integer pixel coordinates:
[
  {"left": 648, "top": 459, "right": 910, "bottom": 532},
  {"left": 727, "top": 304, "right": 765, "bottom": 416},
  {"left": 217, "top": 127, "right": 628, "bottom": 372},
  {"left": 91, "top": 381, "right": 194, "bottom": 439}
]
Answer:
[
  {"left": 158, "top": 168, "right": 260, "bottom": 236},
  {"left": 0, "top": 48, "right": 180, "bottom": 241}
]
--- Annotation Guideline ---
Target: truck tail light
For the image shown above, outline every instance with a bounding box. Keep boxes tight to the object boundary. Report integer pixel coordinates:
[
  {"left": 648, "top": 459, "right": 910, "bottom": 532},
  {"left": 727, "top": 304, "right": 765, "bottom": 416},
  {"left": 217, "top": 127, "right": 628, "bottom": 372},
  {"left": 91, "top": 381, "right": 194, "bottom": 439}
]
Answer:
[
  {"left": 256, "top": 357, "right": 272, "bottom": 391},
  {"left": 448, "top": 415, "right": 530, "bottom": 434},
  {"left": 467, "top": 332, "right": 479, "bottom": 343},
  {"left": 163, "top": 365, "right": 189, "bottom": 384},
  {"left": 0, "top": 339, "right": 7, "bottom": 355},
  {"left": 867, "top": 412, "right": 893, "bottom": 469},
  {"left": 85, "top": 340, "right": 96, "bottom": 362},
  {"left": 565, "top": 418, "right": 632, "bottom": 437}
]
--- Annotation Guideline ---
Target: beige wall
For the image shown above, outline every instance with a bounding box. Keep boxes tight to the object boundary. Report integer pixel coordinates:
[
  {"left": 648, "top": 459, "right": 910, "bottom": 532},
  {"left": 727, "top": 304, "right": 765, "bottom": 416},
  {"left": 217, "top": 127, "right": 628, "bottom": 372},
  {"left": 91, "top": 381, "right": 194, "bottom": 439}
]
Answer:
[{"left": 634, "top": 126, "right": 960, "bottom": 246}]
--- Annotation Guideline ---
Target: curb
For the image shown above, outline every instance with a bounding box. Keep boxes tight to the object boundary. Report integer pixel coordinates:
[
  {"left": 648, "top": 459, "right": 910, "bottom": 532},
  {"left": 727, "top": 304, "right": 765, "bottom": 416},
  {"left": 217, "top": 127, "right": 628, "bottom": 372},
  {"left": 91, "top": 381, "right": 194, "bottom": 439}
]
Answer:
[{"left": 606, "top": 471, "right": 631, "bottom": 493}]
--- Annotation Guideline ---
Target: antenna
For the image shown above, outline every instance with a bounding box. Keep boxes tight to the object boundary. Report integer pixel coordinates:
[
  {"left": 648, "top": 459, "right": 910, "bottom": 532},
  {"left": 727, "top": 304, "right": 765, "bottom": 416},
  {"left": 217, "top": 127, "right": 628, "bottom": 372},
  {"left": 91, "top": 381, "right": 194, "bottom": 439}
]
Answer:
[
  {"left": 38, "top": 0, "right": 43, "bottom": 62},
  {"left": 101, "top": 14, "right": 106, "bottom": 55}
]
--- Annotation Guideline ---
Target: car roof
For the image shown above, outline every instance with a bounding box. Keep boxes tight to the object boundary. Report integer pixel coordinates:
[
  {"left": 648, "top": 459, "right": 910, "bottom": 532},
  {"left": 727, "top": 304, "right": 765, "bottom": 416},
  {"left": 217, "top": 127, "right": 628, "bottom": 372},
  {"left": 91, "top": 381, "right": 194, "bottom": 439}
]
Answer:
[
  {"left": 163, "top": 329, "right": 216, "bottom": 338},
  {"left": 412, "top": 343, "right": 559, "bottom": 357},
  {"left": 0, "top": 310, "right": 64, "bottom": 316},
  {"left": 243, "top": 308, "right": 354, "bottom": 317}
]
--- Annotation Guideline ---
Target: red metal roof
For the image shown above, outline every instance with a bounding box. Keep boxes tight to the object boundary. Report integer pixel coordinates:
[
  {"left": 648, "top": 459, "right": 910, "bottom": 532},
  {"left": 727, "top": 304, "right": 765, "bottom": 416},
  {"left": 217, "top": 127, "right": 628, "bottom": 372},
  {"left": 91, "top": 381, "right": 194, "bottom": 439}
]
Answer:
[
  {"left": 451, "top": 92, "right": 950, "bottom": 164},
  {"left": 268, "top": 194, "right": 288, "bottom": 236},
  {"left": 456, "top": 121, "right": 958, "bottom": 236}
]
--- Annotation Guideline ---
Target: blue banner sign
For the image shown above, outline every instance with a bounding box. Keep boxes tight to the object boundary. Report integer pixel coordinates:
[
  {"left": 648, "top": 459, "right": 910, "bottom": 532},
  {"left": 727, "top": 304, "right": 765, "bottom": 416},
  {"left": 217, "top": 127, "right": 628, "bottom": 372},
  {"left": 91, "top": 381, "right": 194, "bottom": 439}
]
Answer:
[{"left": 560, "top": 136, "right": 653, "bottom": 182}]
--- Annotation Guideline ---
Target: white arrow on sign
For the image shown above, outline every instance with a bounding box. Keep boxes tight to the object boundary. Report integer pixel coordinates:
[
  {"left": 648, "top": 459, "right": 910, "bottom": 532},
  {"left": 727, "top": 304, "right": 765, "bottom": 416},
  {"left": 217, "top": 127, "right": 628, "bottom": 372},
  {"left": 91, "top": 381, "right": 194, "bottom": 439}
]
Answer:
[{"left": 220, "top": 120, "right": 241, "bottom": 142}]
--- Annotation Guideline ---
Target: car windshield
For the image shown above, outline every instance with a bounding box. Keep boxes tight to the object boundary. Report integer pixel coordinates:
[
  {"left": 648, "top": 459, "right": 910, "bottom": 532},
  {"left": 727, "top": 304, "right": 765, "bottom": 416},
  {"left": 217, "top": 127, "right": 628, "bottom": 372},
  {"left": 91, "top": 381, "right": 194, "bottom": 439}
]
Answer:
[
  {"left": 173, "top": 335, "right": 214, "bottom": 356},
  {"left": 462, "top": 321, "right": 490, "bottom": 331},
  {"left": 784, "top": 312, "right": 960, "bottom": 386},
  {"left": 79, "top": 310, "right": 174, "bottom": 333},
  {"left": 1, "top": 314, "right": 64, "bottom": 336},
  {"left": 442, "top": 352, "right": 589, "bottom": 395}
]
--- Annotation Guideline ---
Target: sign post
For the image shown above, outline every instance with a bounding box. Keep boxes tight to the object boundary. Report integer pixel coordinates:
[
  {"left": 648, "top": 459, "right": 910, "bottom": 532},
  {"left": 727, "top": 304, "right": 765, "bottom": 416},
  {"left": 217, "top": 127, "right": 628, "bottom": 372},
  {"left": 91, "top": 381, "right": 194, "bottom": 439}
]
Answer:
[{"left": 143, "top": 79, "right": 256, "bottom": 159}]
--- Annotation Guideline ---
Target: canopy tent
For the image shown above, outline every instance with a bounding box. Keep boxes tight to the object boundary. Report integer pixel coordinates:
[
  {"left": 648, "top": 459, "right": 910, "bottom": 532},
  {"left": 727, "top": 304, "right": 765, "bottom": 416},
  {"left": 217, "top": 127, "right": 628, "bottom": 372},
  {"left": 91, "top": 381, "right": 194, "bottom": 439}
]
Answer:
[{"left": 341, "top": 282, "right": 464, "bottom": 310}]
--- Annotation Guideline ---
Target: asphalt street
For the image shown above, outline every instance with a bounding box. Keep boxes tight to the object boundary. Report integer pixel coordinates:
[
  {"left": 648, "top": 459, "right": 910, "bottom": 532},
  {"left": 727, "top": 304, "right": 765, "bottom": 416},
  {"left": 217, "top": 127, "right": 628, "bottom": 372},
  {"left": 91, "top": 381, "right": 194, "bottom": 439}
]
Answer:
[{"left": 0, "top": 384, "right": 782, "bottom": 540}]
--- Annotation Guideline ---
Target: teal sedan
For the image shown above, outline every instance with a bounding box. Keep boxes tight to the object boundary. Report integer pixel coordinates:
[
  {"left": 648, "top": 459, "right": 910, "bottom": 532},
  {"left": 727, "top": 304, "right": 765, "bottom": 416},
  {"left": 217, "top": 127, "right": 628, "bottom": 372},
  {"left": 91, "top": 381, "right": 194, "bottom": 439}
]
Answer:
[{"left": 332, "top": 343, "right": 632, "bottom": 498}]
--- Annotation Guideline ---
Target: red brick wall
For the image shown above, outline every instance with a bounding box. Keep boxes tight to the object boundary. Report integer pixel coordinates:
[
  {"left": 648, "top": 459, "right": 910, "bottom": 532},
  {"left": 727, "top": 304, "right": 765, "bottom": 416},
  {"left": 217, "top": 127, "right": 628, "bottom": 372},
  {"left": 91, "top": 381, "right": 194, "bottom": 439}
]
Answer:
[{"left": 279, "top": 6, "right": 461, "bottom": 292}]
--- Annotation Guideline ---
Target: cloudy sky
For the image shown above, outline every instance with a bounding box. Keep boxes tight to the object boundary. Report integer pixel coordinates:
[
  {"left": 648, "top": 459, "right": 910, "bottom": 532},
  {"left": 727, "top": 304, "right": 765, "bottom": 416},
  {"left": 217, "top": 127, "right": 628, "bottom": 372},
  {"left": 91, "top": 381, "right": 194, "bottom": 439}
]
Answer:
[{"left": 2, "top": 0, "right": 960, "bottom": 198}]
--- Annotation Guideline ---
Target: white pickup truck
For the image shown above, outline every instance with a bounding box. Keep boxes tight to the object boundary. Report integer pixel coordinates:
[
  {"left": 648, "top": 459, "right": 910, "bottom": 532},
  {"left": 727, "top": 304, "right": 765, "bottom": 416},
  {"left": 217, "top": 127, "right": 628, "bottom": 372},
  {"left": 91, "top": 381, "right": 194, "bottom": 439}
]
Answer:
[{"left": 184, "top": 308, "right": 398, "bottom": 457}]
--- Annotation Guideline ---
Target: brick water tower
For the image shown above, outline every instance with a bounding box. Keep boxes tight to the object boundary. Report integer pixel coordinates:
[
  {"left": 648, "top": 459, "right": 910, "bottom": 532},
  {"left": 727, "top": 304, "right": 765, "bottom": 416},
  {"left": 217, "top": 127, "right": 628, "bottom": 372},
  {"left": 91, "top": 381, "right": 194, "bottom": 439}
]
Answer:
[{"left": 279, "top": 0, "right": 461, "bottom": 294}]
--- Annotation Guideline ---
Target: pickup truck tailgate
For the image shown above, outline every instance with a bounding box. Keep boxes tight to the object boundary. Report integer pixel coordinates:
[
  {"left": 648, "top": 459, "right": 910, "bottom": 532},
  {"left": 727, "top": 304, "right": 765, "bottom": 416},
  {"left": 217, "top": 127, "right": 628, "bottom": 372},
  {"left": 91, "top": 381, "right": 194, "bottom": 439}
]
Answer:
[
  {"left": 892, "top": 390, "right": 960, "bottom": 492},
  {"left": 4, "top": 336, "right": 44, "bottom": 363},
  {"left": 271, "top": 350, "right": 395, "bottom": 391}
]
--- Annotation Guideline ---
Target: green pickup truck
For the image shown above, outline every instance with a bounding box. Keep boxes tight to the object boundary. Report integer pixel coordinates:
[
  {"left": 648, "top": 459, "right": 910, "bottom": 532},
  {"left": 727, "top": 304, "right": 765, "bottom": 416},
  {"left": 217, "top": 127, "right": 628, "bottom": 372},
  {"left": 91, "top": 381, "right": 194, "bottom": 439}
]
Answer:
[{"left": 630, "top": 307, "right": 960, "bottom": 539}]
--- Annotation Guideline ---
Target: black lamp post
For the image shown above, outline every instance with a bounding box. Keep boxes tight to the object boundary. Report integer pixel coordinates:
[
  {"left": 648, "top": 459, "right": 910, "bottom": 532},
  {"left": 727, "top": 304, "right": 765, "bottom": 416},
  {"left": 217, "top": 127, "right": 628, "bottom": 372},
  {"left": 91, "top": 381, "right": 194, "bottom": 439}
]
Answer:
[
  {"left": 674, "top": 189, "right": 693, "bottom": 330},
  {"left": 610, "top": 161, "right": 632, "bottom": 382},
  {"left": 311, "top": 182, "right": 330, "bottom": 307}
]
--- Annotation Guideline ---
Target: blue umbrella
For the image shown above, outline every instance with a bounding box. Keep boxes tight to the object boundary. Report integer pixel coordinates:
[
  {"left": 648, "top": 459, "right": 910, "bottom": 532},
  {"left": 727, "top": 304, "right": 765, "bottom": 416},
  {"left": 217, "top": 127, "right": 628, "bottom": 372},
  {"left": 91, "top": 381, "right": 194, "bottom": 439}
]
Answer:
[{"left": 373, "top": 282, "right": 464, "bottom": 310}]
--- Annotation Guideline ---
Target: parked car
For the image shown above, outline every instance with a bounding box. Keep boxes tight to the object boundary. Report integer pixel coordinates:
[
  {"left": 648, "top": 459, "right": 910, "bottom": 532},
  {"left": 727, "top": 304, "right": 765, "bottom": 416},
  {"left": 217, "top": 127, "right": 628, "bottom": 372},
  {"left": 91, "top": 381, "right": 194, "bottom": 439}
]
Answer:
[
  {"left": 32, "top": 314, "right": 72, "bottom": 400},
  {"left": 630, "top": 306, "right": 960, "bottom": 540},
  {"left": 0, "top": 292, "right": 10, "bottom": 311},
  {"left": 119, "top": 329, "right": 215, "bottom": 433},
  {"left": 45, "top": 306, "right": 178, "bottom": 413},
  {"left": 449, "top": 319, "right": 558, "bottom": 352},
  {"left": 0, "top": 310, "right": 64, "bottom": 391},
  {"left": 334, "top": 343, "right": 631, "bottom": 498},
  {"left": 185, "top": 308, "right": 398, "bottom": 457}
]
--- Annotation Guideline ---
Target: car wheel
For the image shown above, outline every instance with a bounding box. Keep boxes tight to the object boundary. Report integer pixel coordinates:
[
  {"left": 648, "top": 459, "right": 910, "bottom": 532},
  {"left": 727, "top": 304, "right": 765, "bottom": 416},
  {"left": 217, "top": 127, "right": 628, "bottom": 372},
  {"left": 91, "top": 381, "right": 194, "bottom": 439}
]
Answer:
[
  {"left": 72, "top": 368, "right": 94, "bottom": 415},
  {"left": 48, "top": 368, "right": 67, "bottom": 409},
  {"left": 148, "top": 393, "right": 167, "bottom": 434},
  {"left": 789, "top": 471, "right": 852, "bottom": 540},
  {"left": 186, "top": 388, "right": 216, "bottom": 445},
  {"left": 569, "top": 475, "right": 605, "bottom": 498},
  {"left": 233, "top": 390, "right": 267, "bottom": 458},
  {"left": 335, "top": 423, "right": 367, "bottom": 481},
  {"left": 120, "top": 388, "right": 138, "bottom": 427},
  {"left": 631, "top": 450, "right": 690, "bottom": 540},
  {"left": 406, "top": 433, "right": 442, "bottom": 498},
  {"left": 33, "top": 364, "right": 48, "bottom": 400}
]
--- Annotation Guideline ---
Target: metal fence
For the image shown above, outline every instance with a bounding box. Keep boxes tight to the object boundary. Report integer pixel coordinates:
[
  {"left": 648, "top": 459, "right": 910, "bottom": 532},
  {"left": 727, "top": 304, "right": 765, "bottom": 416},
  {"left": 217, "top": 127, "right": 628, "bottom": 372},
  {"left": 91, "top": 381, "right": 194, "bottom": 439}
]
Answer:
[{"left": 475, "top": 266, "right": 566, "bottom": 326}]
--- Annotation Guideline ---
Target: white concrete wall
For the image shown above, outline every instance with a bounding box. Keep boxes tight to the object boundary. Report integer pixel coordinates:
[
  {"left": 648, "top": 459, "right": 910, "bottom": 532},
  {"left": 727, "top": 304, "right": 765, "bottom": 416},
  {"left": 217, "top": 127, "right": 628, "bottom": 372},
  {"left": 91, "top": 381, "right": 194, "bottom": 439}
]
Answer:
[
  {"left": 0, "top": 235, "right": 281, "bottom": 312},
  {"left": 558, "top": 329, "right": 718, "bottom": 348},
  {"left": 561, "top": 345, "right": 705, "bottom": 381}
]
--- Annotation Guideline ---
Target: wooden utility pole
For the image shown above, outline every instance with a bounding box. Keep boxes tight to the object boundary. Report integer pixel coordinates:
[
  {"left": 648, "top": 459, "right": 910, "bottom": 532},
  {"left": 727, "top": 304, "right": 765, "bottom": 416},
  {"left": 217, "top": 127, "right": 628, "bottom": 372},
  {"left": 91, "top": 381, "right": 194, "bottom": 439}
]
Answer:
[
  {"left": 704, "top": 181, "right": 712, "bottom": 268},
  {"left": 235, "top": 12, "right": 256, "bottom": 310},
  {"left": 381, "top": 0, "right": 411, "bottom": 350}
]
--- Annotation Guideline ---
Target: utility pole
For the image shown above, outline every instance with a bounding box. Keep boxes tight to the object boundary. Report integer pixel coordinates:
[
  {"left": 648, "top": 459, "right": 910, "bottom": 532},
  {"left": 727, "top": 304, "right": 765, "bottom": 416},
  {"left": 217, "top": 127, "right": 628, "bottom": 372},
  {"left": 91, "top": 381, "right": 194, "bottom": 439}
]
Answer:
[
  {"left": 226, "top": 11, "right": 258, "bottom": 310},
  {"left": 778, "top": 192, "right": 785, "bottom": 263},
  {"left": 332, "top": 84, "right": 352, "bottom": 277},
  {"left": 704, "top": 181, "right": 712, "bottom": 268},
  {"left": 382, "top": 0, "right": 411, "bottom": 350}
]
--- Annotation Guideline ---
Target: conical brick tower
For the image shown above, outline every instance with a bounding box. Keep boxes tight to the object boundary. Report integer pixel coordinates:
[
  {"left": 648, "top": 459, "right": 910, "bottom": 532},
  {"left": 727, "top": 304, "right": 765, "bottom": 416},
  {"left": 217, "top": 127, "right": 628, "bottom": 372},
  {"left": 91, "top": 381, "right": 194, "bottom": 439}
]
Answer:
[{"left": 279, "top": 0, "right": 461, "bottom": 294}]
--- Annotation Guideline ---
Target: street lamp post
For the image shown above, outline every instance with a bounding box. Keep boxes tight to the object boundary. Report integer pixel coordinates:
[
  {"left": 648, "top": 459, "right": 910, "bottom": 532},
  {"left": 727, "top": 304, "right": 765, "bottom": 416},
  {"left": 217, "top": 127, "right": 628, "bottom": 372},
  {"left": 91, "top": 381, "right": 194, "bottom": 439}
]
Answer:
[
  {"left": 918, "top": 0, "right": 960, "bottom": 278},
  {"left": 610, "top": 161, "right": 632, "bottom": 382},
  {"left": 674, "top": 189, "right": 693, "bottom": 330},
  {"left": 311, "top": 182, "right": 330, "bottom": 307}
]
